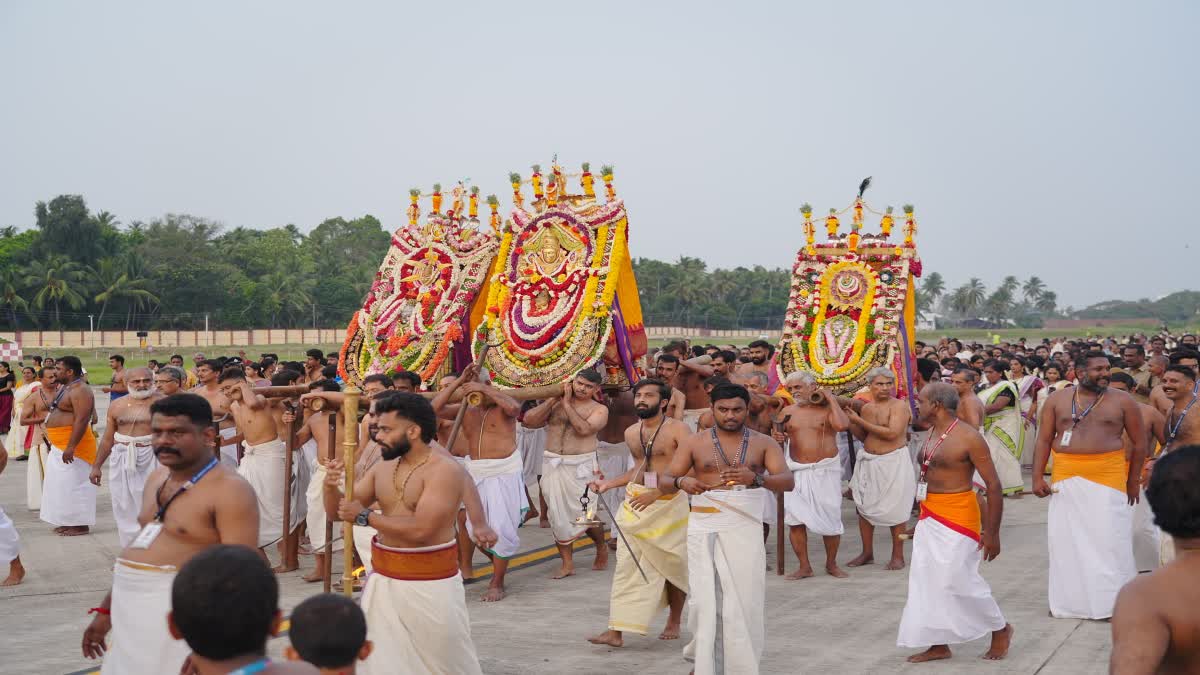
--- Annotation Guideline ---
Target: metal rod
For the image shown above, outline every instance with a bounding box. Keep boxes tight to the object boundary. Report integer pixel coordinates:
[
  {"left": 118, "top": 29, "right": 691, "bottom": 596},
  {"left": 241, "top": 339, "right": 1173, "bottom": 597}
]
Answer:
[
  {"left": 595, "top": 494, "right": 648, "bottom": 583},
  {"left": 341, "top": 386, "right": 361, "bottom": 597}
]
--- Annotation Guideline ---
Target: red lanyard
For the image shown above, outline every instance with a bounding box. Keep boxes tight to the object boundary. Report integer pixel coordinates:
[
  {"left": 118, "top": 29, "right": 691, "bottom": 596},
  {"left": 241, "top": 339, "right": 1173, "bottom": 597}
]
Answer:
[{"left": 919, "top": 419, "right": 959, "bottom": 482}]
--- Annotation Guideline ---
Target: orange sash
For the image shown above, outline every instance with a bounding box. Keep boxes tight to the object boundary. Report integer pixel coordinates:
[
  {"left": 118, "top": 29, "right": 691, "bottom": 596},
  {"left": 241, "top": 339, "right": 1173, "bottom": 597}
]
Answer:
[
  {"left": 1051, "top": 449, "right": 1128, "bottom": 494},
  {"left": 371, "top": 538, "right": 459, "bottom": 581},
  {"left": 45, "top": 426, "right": 98, "bottom": 465},
  {"left": 918, "top": 490, "right": 981, "bottom": 542}
]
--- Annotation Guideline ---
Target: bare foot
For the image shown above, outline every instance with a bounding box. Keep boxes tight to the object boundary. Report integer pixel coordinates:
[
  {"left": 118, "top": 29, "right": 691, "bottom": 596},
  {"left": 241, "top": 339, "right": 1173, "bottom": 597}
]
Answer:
[
  {"left": 539, "top": 517, "right": 550, "bottom": 528},
  {"left": 826, "top": 564, "right": 849, "bottom": 578},
  {"left": 592, "top": 546, "right": 609, "bottom": 571},
  {"left": 1, "top": 560, "right": 24, "bottom": 586},
  {"left": 301, "top": 570, "right": 325, "bottom": 583},
  {"left": 982, "top": 624, "right": 1013, "bottom": 660},
  {"left": 658, "top": 624, "right": 681, "bottom": 640},
  {"left": 907, "top": 645, "right": 952, "bottom": 663},
  {"left": 523, "top": 508, "right": 539, "bottom": 524},
  {"left": 52, "top": 526, "right": 66, "bottom": 534},
  {"left": 885, "top": 557, "right": 906, "bottom": 571},
  {"left": 607, "top": 539, "right": 617, "bottom": 551},
  {"left": 57, "top": 526, "right": 89, "bottom": 537},
  {"left": 480, "top": 586, "right": 506, "bottom": 602},
  {"left": 552, "top": 565, "right": 575, "bottom": 580},
  {"left": 272, "top": 563, "right": 299, "bottom": 573},
  {"left": 846, "top": 552, "right": 874, "bottom": 567},
  {"left": 785, "top": 566, "right": 814, "bottom": 580},
  {"left": 587, "top": 630, "right": 623, "bottom": 647}
]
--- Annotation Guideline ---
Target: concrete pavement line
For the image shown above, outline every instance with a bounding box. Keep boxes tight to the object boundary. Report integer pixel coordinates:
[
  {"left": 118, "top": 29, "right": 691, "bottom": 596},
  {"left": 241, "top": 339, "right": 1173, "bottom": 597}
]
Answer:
[
  {"left": 1033, "top": 620, "right": 1083, "bottom": 674},
  {"left": 463, "top": 532, "right": 609, "bottom": 584}
]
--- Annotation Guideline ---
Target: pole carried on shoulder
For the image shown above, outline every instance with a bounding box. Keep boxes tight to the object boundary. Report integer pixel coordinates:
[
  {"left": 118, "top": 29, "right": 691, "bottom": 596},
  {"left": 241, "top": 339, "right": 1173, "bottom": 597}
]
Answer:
[{"left": 341, "top": 386, "right": 361, "bottom": 597}]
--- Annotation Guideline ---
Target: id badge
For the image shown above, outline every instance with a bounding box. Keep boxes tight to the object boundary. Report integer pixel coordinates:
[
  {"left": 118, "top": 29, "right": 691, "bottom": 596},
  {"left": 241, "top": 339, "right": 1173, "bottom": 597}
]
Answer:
[
  {"left": 643, "top": 471, "right": 658, "bottom": 489},
  {"left": 915, "top": 481, "right": 929, "bottom": 502},
  {"left": 129, "top": 522, "right": 164, "bottom": 550},
  {"left": 1060, "top": 430, "right": 1072, "bottom": 447}
]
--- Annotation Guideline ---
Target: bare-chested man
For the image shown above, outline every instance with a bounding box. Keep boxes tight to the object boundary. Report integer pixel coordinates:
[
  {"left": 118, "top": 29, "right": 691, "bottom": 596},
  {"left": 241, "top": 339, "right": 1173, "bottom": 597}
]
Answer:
[
  {"left": 1033, "top": 350, "right": 1146, "bottom": 620},
  {"left": 660, "top": 383, "right": 794, "bottom": 673},
  {"left": 101, "top": 354, "right": 128, "bottom": 403},
  {"left": 1110, "top": 371, "right": 1169, "bottom": 571},
  {"left": 897, "top": 383, "right": 1012, "bottom": 663},
  {"left": 433, "top": 364, "right": 525, "bottom": 602},
  {"left": 303, "top": 349, "right": 325, "bottom": 385},
  {"left": 0, "top": 449, "right": 24, "bottom": 585},
  {"left": 81, "top": 393, "right": 260, "bottom": 674},
  {"left": 193, "top": 359, "right": 240, "bottom": 467},
  {"left": 20, "top": 367, "right": 58, "bottom": 511},
  {"left": 219, "top": 367, "right": 299, "bottom": 560},
  {"left": 41, "top": 356, "right": 98, "bottom": 536},
  {"left": 661, "top": 341, "right": 716, "bottom": 430},
  {"left": 596, "top": 386, "right": 639, "bottom": 550},
  {"left": 710, "top": 349, "right": 737, "bottom": 378},
  {"left": 324, "top": 391, "right": 485, "bottom": 674},
  {"left": 950, "top": 368, "right": 985, "bottom": 429},
  {"left": 773, "top": 371, "right": 851, "bottom": 579},
  {"left": 154, "top": 366, "right": 185, "bottom": 396},
  {"left": 845, "top": 367, "right": 916, "bottom": 570},
  {"left": 1157, "top": 365, "right": 1200, "bottom": 454},
  {"left": 90, "top": 367, "right": 162, "bottom": 547},
  {"left": 1111, "top": 446, "right": 1200, "bottom": 675},
  {"left": 523, "top": 369, "right": 610, "bottom": 579},
  {"left": 588, "top": 379, "right": 691, "bottom": 647},
  {"left": 735, "top": 339, "right": 779, "bottom": 395},
  {"left": 290, "top": 379, "right": 350, "bottom": 583},
  {"left": 1150, "top": 350, "right": 1200, "bottom": 414},
  {"left": 652, "top": 355, "right": 688, "bottom": 421}
]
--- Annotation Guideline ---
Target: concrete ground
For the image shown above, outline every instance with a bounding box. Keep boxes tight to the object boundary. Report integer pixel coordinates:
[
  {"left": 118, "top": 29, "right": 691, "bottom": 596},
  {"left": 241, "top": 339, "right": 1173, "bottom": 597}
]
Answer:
[{"left": 0, "top": 395, "right": 1114, "bottom": 674}]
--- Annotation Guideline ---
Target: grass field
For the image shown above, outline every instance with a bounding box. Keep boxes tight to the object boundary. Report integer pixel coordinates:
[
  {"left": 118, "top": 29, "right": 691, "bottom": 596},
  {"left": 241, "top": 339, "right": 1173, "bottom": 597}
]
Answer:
[{"left": 23, "top": 345, "right": 342, "bottom": 385}]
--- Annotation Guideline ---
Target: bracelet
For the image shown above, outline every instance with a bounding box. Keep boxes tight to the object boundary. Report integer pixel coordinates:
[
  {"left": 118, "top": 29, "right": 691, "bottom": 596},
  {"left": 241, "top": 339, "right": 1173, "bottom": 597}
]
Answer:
[
  {"left": 88, "top": 607, "right": 110, "bottom": 616},
  {"left": 672, "top": 476, "right": 683, "bottom": 490}
]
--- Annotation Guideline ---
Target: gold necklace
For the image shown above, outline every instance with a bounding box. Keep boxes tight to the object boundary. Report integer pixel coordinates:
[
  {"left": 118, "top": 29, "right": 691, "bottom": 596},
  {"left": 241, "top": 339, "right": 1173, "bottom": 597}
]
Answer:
[{"left": 390, "top": 452, "right": 432, "bottom": 514}]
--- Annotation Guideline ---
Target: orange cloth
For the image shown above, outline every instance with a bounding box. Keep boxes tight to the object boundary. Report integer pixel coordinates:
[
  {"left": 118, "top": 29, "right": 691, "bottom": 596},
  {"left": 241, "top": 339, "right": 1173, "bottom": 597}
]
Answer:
[
  {"left": 1052, "top": 449, "right": 1128, "bottom": 494},
  {"left": 44, "top": 426, "right": 97, "bottom": 465},
  {"left": 918, "top": 490, "right": 981, "bottom": 541},
  {"left": 371, "top": 538, "right": 459, "bottom": 581}
]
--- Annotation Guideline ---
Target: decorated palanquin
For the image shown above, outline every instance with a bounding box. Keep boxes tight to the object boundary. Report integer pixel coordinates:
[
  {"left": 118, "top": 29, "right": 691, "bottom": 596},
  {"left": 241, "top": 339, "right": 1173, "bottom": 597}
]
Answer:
[
  {"left": 471, "top": 163, "right": 647, "bottom": 388},
  {"left": 777, "top": 188, "right": 923, "bottom": 397},
  {"left": 340, "top": 183, "right": 501, "bottom": 387}
]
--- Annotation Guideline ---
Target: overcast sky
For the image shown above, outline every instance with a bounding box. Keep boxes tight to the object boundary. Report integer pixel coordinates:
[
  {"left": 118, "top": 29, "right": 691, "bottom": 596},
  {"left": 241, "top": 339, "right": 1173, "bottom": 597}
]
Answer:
[{"left": 2, "top": 1, "right": 1195, "bottom": 308}]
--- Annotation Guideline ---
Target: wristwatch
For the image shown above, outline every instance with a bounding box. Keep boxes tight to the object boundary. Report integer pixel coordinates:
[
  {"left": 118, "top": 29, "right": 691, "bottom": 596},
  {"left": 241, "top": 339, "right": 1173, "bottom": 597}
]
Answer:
[
  {"left": 355, "top": 509, "right": 372, "bottom": 527},
  {"left": 752, "top": 474, "right": 765, "bottom": 489}
]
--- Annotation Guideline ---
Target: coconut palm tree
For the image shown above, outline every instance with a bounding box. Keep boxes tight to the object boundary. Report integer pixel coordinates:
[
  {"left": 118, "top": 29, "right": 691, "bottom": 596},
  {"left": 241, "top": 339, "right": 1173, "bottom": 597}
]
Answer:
[
  {"left": 25, "top": 256, "right": 86, "bottom": 326},
  {"left": 1035, "top": 290, "right": 1058, "bottom": 315},
  {"left": 963, "top": 278, "right": 987, "bottom": 313},
  {"left": 1000, "top": 276, "right": 1020, "bottom": 297},
  {"left": 89, "top": 258, "right": 160, "bottom": 329},
  {"left": 921, "top": 272, "right": 945, "bottom": 303},
  {"left": 1022, "top": 276, "right": 1046, "bottom": 304},
  {"left": 0, "top": 268, "right": 28, "bottom": 328}
]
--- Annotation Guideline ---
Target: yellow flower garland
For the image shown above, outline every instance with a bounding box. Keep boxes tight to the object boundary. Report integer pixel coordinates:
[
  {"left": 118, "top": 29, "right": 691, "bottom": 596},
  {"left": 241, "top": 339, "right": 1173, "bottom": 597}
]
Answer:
[
  {"left": 580, "top": 224, "right": 609, "bottom": 318},
  {"left": 807, "top": 260, "right": 877, "bottom": 377}
]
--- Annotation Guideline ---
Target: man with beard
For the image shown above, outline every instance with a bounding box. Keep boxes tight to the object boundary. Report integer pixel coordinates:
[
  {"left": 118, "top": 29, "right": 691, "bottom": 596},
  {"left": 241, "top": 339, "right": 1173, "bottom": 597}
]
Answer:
[
  {"left": 897, "top": 383, "right": 1012, "bottom": 664},
  {"left": 661, "top": 383, "right": 793, "bottom": 674},
  {"left": 1150, "top": 350, "right": 1200, "bottom": 414},
  {"left": 710, "top": 350, "right": 738, "bottom": 378},
  {"left": 433, "top": 364, "right": 526, "bottom": 602},
  {"left": 1033, "top": 350, "right": 1147, "bottom": 620},
  {"left": 81, "top": 393, "right": 260, "bottom": 674},
  {"left": 652, "top": 355, "right": 688, "bottom": 421},
  {"left": 40, "top": 356, "right": 98, "bottom": 537},
  {"left": 773, "top": 371, "right": 851, "bottom": 580},
  {"left": 90, "top": 367, "right": 162, "bottom": 547},
  {"left": 660, "top": 341, "right": 716, "bottom": 431},
  {"left": 736, "top": 340, "right": 781, "bottom": 395},
  {"left": 194, "top": 359, "right": 240, "bottom": 468},
  {"left": 950, "top": 368, "right": 985, "bottom": 429},
  {"left": 587, "top": 379, "right": 691, "bottom": 647},
  {"left": 324, "top": 392, "right": 484, "bottom": 675},
  {"left": 523, "top": 370, "right": 610, "bottom": 579}
]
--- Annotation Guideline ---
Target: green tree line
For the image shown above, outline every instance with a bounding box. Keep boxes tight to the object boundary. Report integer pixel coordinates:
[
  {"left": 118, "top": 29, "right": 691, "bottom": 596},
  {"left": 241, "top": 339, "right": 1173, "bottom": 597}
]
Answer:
[{"left": 916, "top": 272, "right": 1060, "bottom": 328}]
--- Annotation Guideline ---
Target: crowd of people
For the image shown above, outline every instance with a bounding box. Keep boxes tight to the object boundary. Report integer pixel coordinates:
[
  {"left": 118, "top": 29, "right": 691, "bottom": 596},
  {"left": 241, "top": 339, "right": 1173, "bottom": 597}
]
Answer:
[{"left": 0, "top": 331, "right": 1198, "bottom": 673}]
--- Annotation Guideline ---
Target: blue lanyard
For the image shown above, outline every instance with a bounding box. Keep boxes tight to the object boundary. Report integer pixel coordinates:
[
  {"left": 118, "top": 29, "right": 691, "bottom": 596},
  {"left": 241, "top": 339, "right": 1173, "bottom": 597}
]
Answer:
[
  {"left": 154, "top": 458, "right": 219, "bottom": 522},
  {"left": 1166, "top": 396, "right": 1198, "bottom": 447},
  {"left": 1069, "top": 390, "right": 1105, "bottom": 428},
  {"left": 228, "top": 658, "right": 270, "bottom": 675}
]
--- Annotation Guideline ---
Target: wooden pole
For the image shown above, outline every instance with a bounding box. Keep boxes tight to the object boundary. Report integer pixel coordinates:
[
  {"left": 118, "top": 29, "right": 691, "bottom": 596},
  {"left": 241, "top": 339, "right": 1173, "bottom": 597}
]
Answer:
[
  {"left": 776, "top": 492, "right": 785, "bottom": 576},
  {"left": 341, "top": 386, "right": 361, "bottom": 597},
  {"left": 282, "top": 407, "right": 295, "bottom": 569},
  {"left": 324, "top": 410, "right": 336, "bottom": 593}
]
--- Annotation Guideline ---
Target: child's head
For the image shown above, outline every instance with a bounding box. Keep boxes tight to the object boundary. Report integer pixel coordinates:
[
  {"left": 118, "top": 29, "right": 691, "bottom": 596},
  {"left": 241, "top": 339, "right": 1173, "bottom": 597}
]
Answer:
[{"left": 286, "top": 593, "right": 371, "bottom": 671}]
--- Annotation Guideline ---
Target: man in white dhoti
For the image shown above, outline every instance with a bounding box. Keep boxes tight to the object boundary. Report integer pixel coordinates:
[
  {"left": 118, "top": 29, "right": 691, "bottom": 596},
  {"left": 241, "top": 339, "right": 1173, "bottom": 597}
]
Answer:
[
  {"left": 662, "top": 383, "right": 794, "bottom": 674},
  {"left": 897, "top": 383, "right": 1012, "bottom": 663},
  {"left": 772, "top": 372, "right": 851, "bottom": 579},
  {"left": 1033, "top": 351, "right": 1146, "bottom": 620},
  {"left": 846, "top": 367, "right": 917, "bottom": 570},
  {"left": 192, "top": 359, "right": 241, "bottom": 469},
  {"left": 523, "top": 370, "right": 610, "bottom": 579},
  {"left": 90, "top": 367, "right": 161, "bottom": 547},
  {"left": 291, "top": 377, "right": 352, "bottom": 583},
  {"left": 0, "top": 450, "right": 25, "bottom": 585},
  {"left": 40, "top": 356, "right": 98, "bottom": 536},
  {"left": 595, "top": 387, "right": 638, "bottom": 541},
  {"left": 324, "top": 392, "right": 495, "bottom": 675},
  {"left": 19, "top": 367, "right": 56, "bottom": 510},
  {"left": 588, "top": 379, "right": 692, "bottom": 646},
  {"left": 1108, "top": 371, "right": 1167, "bottom": 572},
  {"left": 517, "top": 413, "right": 545, "bottom": 523},
  {"left": 659, "top": 343, "right": 716, "bottom": 432},
  {"left": 433, "top": 365, "right": 527, "bottom": 602},
  {"left": 82, "top": 393, "right": 260, "bottom": 674},
  {"left": 977, "top": 360, "right": 1026, "bottom": 495}
]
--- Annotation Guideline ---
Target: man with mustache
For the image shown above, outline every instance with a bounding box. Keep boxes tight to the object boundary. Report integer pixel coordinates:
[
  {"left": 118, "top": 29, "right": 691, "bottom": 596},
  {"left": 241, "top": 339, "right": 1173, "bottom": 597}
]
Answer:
[
  {"left": 735, "top": 339, "right": 781, "bottom": 395},
  {"left": 40, "top": 356, "right": 99, "bottom": 537},
  {"left": 91, "top": 367, "right": 162, "bottom": 547},
  {"left": 324, "top": 391, "right": 483, "bottom": 675},
  {"left": 587, "top": 378, "right": 691, "bottom": 647},
  {"left": 659, "top": 341, "right": 716, "bottom": 431},
  {"left": 1033, "top": 350, "right": 1147, "bottom": 620},
  {"left": 81, "top": 393, "right": 260, "bottom": 674},
  {"left": 194, "top": 359, "right": 240, "bottom": 468}
]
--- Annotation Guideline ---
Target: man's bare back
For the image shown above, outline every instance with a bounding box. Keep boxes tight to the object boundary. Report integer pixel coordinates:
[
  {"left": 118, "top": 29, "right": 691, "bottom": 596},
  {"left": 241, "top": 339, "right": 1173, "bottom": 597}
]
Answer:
[{"left": 1112, "top": 554, "right": 1200, "bottom": 674}]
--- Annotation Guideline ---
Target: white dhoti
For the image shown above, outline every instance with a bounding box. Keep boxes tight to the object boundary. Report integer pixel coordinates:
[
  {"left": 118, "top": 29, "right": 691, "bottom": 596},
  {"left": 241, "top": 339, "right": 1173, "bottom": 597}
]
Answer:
[
  {"left": 784, "top": 456, "right": 844, "bottom": 536},
  {"left": 1047, "top": 451, "right": 1136, "bottom": 620},
  {"left": 300, "top": 438, "right": 318, "bottom": 468},
  {"left": 596, "top": 441, "right": 634, "bottom": 530},
  {"left": 608, "top": 485, "right": 689, "bottom": 635},
  {"left": 360, "top": 540, "right": 482, "bottom": 675},
  {"left": 109, "top": 433, "right": 156, "bottom": 548},
  {"left": 26, "top": 435, "right": 48, "bottom": 510},
  {"left": 1131, "top": 487, "right": 1161, "bottom": 572},
  {"left": 305, "top": 461, "right": 343, "bottom": 552},
  {"left": 516, "top": 423, "right": 546, "bottom": 488},
  {"left": 237, "top": 438, "right": 294, "bottom": 548},
  {"left": 0, "top": 506, "right": 19, "bottom": 564},
  {"left": 897, "top": 492, "right": 1006, "bottom": 648},
  {"left": 217, "top": 426, "right": 240, "bottom": 469},
  {"left": 459, "top": 452, "right": 527, "bottom": 559},
  {"left": 100, "top": 559, "right": 190, "bottom": 675},
  {"left": 684, "top": 489, "right": 767, "bottom": 675},
  {"left": 849, "top": 446, "right": 916, "bottom": 527},
  {"left": 40, "top": 447, "right": 98, "bottom": 527},
  {"left": 682, "top": 408, "right": 706, "bottom": 433},
  {"left": 541, "top": 451, "right": 598, "bottom": 544}
]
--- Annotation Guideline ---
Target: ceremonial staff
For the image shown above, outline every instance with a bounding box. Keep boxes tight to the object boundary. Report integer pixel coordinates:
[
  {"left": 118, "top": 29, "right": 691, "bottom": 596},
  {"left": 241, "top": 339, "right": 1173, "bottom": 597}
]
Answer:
[
  {"left": 281, "top": 402, "right": 296, "bottom": 570},
  {"left": 341, "top": 386, "right": 361, "bottom": 597}
]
